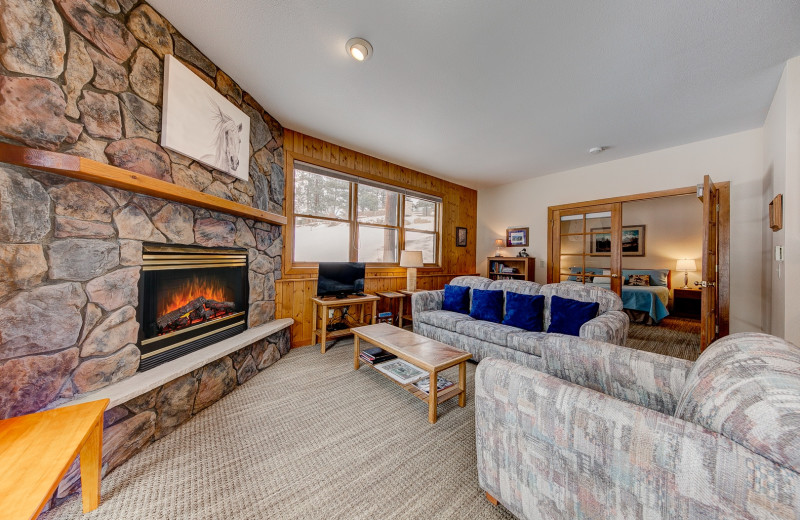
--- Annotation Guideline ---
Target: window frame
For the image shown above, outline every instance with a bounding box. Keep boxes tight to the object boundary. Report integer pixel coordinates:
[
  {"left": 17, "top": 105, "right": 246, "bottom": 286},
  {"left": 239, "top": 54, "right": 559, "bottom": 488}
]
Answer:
[{"left": 286, "top": 153, "right": 443, "bottom": 273}]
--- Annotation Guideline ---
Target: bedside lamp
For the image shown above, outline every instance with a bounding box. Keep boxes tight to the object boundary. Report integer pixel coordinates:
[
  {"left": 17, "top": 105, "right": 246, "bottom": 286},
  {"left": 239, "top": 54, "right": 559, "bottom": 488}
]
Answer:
[
  {"left": 494, "top": 239, "right": 504, "bottom": 257},
  {"left": 400, "top": 250, "right": 423, "bottom": 292},
  {"left": 676, "top": 258, "right": 697, "bottom": 289}
]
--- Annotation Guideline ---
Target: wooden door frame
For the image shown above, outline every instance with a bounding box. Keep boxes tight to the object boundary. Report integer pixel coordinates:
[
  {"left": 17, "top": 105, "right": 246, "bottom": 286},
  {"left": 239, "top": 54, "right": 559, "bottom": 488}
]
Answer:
[
  {"left": 549, "top": 202, "right": 623, "bottom": 293},
  {"left": 547, "top": 183, "right": 730, "bottom": 337}
]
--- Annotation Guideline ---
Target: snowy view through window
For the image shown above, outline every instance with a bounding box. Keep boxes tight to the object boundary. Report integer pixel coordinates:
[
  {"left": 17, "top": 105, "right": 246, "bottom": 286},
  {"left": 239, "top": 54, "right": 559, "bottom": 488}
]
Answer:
[{"left": 293, "top": 167, "right": 438, "bottom": 264}]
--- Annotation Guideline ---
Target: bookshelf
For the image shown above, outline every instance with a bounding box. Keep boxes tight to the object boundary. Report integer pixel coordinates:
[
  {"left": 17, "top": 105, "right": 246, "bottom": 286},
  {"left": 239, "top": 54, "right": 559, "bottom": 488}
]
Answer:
[{"left": 487, "top": 256, "right": 536, "bottom": 281}]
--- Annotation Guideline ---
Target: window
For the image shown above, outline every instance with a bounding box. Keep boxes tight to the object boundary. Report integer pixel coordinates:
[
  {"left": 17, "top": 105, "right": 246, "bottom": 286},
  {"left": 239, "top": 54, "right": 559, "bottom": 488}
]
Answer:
[{"left": 292, "top": 161, "right": 441, "bottom": 266}]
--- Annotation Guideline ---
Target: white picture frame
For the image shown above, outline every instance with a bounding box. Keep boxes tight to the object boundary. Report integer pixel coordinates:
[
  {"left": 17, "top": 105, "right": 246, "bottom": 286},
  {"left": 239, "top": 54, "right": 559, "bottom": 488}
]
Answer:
[{"left": 161, "top": 55, "right": 250, "bottom": 181}]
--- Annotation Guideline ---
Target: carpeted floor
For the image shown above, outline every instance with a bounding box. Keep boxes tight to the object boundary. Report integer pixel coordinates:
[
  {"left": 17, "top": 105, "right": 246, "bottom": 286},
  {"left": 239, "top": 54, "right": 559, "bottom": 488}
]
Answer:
[
  {"left": 42, "top": 341, "right": 515, "bottom": 520},
  {"left": 626, "top": 317, "right": 701, "bottom": 361}
]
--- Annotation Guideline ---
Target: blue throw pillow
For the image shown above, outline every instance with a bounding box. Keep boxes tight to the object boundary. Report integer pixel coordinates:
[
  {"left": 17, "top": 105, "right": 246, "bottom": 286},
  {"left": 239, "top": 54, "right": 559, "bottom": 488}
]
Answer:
[
  {"left": 469, "top": 289, "right": 504, "bottom": 323},
  {"left": 547, "top": 295, "right": 600, "bottom": 336},
  {"left": 502, "top": 292, "right": 544, "bottom": 331},
  {"left": 442, "top": 284, "right": 470, "bottom": 314}
]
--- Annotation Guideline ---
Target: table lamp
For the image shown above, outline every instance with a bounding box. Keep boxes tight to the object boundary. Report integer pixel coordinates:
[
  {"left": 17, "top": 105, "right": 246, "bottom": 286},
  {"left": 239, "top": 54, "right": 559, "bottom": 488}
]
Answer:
[
  {"left": 494, "top": 239, "right": 504, "bottom": 257},
  {"left": 400, "top": 250, "right": 423, "bottom": 291},
  {"left": 676, "top": 258, "right": 697, "bottom": 289}
]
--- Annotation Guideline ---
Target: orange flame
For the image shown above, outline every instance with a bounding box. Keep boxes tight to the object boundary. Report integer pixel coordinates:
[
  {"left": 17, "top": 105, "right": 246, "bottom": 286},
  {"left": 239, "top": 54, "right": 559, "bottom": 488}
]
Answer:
[{"left": 157, "top": 275, "right": 233, "bottom": 318}]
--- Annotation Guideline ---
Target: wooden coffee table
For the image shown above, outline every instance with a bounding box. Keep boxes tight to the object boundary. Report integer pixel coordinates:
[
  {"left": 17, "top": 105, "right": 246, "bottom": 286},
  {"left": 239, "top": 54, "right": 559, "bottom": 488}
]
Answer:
[{"left": 352, "top": 323, "right": 472, "bottom": 424}]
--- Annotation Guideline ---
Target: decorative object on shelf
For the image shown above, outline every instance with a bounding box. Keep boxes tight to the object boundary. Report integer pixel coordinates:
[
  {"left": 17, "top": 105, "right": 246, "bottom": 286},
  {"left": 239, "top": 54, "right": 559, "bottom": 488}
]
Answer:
[
  {"left": 162, "top": 55, "right": 250, "bottom": 181},
  {"left": 517, "top": 248, "right": 529, "bottom": 257},
  {"left": 400, "top": 250, "right": 424, "bottom": 291},
  {"left": 456, "top": 226, "right": 467, "bottom": 247},
  {"left": 494, "top": 239, "right": 505, "bottom": 256},
  {"left": 487, "top": 256, "right": 536, "bottom": 281},
  {"left": 676, "top": 258, "right": 697, "bottom": 289},
  {"left": 506, "top": 227, "right": 529, "bottom": 247},
  {"left": 769, "top": 194, "right": 783, "bottom": 231},
  {"left": 591, "top": 225, "right": 646, "bottom": 256}
]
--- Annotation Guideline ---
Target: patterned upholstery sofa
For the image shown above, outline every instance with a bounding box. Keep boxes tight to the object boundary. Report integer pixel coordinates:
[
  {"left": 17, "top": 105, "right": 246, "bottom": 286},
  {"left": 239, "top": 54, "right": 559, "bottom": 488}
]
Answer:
[
  {"left": 475, "top": 333, "right": 800, "bottom": 519},
  {"left": 411, "top": 276, "right": 628, "bottom": 369}
]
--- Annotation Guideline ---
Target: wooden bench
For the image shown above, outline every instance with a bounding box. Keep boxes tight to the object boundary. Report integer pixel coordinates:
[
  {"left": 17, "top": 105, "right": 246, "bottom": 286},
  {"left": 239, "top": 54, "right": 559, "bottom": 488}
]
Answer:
[{"left": 0, "top": 399, "right": 109, "bottom": 519}]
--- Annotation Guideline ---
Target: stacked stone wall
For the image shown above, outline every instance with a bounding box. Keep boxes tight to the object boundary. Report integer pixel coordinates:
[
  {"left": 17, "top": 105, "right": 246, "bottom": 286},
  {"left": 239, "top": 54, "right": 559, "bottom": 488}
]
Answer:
[{"left": 0, "top": 0, "right": 289, "bottom": 509}]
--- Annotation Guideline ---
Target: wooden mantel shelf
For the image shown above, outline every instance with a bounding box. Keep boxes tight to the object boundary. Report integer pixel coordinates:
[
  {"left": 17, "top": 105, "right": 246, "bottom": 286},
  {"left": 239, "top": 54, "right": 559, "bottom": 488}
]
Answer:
[{"left": 0, "top": 142, "right": 287, "bottom": 225}]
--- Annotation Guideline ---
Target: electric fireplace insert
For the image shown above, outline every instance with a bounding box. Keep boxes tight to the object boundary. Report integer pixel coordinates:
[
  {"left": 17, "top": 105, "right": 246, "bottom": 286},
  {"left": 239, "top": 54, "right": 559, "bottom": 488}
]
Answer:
[{"left": 137, "top": 243, "right": 249, "bottom": 371}]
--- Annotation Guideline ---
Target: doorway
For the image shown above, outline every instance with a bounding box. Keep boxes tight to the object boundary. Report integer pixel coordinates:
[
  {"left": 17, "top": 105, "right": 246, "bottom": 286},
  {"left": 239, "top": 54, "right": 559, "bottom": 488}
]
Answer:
[{"left": 547, "top": 181, "right": 729, "bottom": 359}]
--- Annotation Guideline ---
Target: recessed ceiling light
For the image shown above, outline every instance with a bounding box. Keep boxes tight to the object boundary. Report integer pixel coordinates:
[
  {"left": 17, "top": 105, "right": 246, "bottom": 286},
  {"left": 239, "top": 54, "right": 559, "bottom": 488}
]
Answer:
[
  {"left": 588, "top": 146, "right": 608, "bottom": 154},
  {"left": 346, "top": 37, "right": 373, "bottom": 62}
]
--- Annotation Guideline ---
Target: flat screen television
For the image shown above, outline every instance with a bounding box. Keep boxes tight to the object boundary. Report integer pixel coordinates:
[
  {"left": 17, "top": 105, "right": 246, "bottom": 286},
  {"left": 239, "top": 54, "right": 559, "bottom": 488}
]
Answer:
[{"left": 317, "top": 262, "right": 366, "bottom": 297}]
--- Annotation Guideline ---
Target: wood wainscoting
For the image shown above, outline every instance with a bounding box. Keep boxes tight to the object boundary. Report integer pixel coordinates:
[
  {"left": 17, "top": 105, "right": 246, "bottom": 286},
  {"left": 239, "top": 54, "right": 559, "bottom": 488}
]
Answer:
[
  {"left": 277, "top": 272, "right": 475, "bottom": 347},
  {"left": 279, "top": 129, "right": 479, "bottom": 348}
]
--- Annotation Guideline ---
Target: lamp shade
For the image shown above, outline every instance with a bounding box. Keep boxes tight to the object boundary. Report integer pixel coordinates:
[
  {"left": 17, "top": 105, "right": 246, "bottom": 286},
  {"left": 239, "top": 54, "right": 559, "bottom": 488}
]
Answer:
[
  {"left": 399, "top": 250, "right": 423, "bottom": 268},
  {"left": 494, "top": 239, "right": 504, "bottom": 247},
  {"left": 676, "top": 258, "right": 697, "bottom": 271}
]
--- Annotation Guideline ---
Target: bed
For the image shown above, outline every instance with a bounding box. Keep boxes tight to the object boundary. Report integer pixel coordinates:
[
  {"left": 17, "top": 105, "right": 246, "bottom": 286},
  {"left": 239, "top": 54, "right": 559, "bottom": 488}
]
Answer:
[{"left": 568, "top": 268, "right": 671, "bottom": 324}]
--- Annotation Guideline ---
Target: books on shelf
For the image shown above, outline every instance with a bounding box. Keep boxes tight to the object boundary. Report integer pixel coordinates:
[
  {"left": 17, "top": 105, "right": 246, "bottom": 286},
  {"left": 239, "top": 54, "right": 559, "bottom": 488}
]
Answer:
[
  {"left": 373, "top": 359, "right": 426, "bottom": 385},
  {"left": 413, "top": 375, "right": 455, "bottom": 395},
  {"left": 359, "top": 347, "right": 396, "bottom": 364}
]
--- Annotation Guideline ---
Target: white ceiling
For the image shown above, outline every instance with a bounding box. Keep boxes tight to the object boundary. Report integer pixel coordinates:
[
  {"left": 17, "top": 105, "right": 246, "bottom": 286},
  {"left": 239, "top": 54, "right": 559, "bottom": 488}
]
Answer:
[{"left": 149, "top": 0, "right": 800, "bottom": 189}]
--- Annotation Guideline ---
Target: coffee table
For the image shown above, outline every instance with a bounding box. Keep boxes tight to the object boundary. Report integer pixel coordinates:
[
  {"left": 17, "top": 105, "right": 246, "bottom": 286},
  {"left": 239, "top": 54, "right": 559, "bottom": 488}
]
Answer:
[{"left": 352, "top": 323, "right": 472, "bottom": 423}]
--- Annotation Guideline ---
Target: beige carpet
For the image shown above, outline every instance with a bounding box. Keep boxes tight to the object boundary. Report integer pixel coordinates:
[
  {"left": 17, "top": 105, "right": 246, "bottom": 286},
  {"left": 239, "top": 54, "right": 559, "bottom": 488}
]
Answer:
[
  {"left": 42, "top": 341, "right": 515, "bottom": 520},
  {"left": 626, "top": 317, "right": 702, "bottom": 361}
]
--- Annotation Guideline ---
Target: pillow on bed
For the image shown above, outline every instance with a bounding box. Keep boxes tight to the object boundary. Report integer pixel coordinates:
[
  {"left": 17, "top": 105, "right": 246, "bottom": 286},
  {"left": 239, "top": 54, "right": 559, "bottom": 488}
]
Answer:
[
  {"left": 568, "top": 266, "right": 602, "bottom": 282},
  {"left": 628, "top": 274, "right": 651, "bottom": 286},
  {"left": 623, "top": 269, "right": 669, "bottom": 287},
  {"left": 593, "top": 269, "right": 611, "bottom": 284}
]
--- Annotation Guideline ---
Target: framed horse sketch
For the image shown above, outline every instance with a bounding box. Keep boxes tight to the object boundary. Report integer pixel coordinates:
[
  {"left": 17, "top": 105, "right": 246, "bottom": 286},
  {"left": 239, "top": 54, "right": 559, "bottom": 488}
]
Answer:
[{"left": 161, "top": 55, "right": 250, "bottom": 181}]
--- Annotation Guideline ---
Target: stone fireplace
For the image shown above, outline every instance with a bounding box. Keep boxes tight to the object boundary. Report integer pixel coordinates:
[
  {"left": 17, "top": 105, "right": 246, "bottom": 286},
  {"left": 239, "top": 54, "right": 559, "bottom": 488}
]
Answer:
[
  {"left": 137, "top": 244, "right": 249, "bottom": 371},
  {"left": 0, "top": 0, "right": 292, "bottom": 510}
]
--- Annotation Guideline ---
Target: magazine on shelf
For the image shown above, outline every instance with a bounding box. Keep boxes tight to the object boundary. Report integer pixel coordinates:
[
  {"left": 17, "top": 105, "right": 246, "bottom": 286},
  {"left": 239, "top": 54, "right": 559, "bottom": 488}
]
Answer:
[
  {"left": 360, "top": 347, "right": 395, "bottom": 361},
  {"left": 413, "top": 375, "right": 455, "bottom": 395},
  {"left": 359, "top": 352, "right": 395, "bottom": 365},
  {"left": 373, "top": 359, "right": 426, "bottom": 385}
]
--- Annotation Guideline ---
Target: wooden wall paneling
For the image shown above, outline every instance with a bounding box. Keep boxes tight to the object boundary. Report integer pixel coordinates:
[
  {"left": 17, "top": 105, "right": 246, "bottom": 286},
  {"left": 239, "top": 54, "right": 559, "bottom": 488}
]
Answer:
[
  {"left": 281, "top": 129, "right": 478, "bottom": 347},
  {"left": 278, "top": 272, "right": 476, "bottom": 347}
]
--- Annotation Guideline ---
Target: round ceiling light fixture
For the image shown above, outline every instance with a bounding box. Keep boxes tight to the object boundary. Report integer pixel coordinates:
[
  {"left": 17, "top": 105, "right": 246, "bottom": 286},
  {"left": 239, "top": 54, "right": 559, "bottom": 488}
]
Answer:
[
  {"left": 346, "top": 37, "right": 373, "bottom": 61},
  {"left": 588, "top": 146, "right": 608, "bottom": 154}
]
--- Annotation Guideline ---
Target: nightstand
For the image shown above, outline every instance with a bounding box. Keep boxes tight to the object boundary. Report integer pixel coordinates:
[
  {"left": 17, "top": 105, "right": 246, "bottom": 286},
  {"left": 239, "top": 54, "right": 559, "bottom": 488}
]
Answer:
[{"left": 672, "top": 288, "right": 701, "bottom": 319}]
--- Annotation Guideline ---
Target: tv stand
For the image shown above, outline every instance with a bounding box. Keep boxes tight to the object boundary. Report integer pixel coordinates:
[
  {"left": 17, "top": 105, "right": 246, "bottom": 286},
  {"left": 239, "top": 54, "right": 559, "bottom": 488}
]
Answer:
[{"left": 311, "top": 294, "right": 380, "bottom": 353}]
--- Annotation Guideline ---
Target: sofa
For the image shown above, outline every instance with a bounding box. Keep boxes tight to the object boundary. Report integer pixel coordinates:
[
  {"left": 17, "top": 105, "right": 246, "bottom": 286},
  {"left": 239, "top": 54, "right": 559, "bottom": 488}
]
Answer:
[
  {"left": 475, "top": 332, "right": 800, "bottom": 519},
  {"left": 411, "top": 276, "right": 629, "bottom": 369}
]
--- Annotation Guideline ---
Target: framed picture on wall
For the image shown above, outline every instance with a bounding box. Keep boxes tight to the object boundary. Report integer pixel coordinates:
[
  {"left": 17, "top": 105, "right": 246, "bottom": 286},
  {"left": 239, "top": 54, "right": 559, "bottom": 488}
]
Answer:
[
  {"left": 506, "top": 227, "right": 529, "bottom": 247},
  {"left": 590, "top": 225, "right": 646, "bottom": 256},
  {"left": 456, "top": 227, "right": 467, "bottom": 247}
]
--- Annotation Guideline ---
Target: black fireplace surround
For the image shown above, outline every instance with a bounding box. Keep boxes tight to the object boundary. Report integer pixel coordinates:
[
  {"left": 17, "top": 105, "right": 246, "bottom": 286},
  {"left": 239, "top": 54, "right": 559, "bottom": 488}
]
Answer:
[{"left": 137, "top": 244, "right": 249, "bottom": 371}]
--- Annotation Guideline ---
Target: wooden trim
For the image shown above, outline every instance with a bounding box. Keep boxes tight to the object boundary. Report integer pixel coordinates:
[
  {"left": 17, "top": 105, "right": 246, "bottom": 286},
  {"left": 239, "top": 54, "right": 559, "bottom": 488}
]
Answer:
[
  {"left": 276, "top": 272, "right": 474, "bottom": 284},
  {"left": 290, "top": 151, "right": 445, "bottom": 199},
  {"left": 284, "top": 149, "right": 444, "bottom": 273},
  {"left": 548, "top": 186, "right": 697, "bottom": 211},
  {"left": 0, "top": 143, "right": 287, "bottom": 225},
  {"left": 717, "top": 182, "right": 731, "bottom": 337},
  {"left": 547, "top": 182, "right": 730, "bottom": 338}
]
